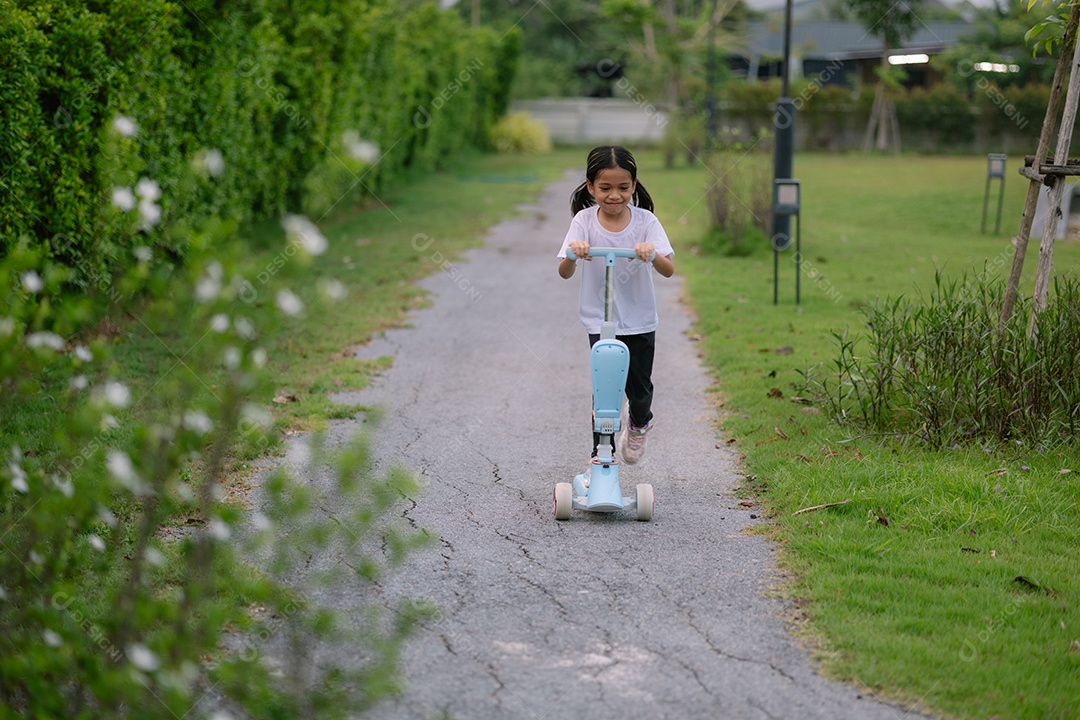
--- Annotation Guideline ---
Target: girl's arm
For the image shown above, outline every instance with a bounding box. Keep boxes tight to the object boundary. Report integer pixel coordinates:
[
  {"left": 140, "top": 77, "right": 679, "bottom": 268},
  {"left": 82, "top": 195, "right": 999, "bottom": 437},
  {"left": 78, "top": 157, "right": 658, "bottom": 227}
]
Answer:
[
  {"left": 652, "top": 252, "right": 675, "bottom": 278},
  {"left": 559, "top": 240, "right": 590, "bottom": 279},
  {"left": 634, "top": 242, "right": 675, "bottom": 278}
]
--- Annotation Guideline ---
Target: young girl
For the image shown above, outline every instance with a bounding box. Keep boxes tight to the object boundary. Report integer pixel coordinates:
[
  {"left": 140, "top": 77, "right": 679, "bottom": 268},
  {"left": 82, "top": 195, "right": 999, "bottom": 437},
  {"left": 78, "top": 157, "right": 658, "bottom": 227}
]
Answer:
[{"left": 557, "top": 146, "right": 675, "bottom": 466}]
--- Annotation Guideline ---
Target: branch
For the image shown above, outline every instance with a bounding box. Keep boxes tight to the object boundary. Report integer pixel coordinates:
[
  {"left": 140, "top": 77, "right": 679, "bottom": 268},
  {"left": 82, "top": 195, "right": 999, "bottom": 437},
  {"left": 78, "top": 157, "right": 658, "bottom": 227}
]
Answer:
[{"left": 792, "top": 499, "right": 851, "bottom": 516}]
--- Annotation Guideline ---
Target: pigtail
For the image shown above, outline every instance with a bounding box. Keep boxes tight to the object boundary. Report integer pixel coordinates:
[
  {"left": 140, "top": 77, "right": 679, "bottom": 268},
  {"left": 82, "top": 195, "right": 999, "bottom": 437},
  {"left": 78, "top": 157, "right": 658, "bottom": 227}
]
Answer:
[
  {"left": 570, "top": 182, "right": 594, "bottom": 215},
  {"left": 632, "top": 181, "right": 655, "bottom": 213}
]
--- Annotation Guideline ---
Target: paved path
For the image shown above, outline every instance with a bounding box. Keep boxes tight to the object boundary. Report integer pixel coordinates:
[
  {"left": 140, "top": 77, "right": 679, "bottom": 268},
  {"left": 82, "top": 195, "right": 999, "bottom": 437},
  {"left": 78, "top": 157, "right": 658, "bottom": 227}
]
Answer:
[{"left": 260, "top": 174, "right": 931, "bottom": 719}]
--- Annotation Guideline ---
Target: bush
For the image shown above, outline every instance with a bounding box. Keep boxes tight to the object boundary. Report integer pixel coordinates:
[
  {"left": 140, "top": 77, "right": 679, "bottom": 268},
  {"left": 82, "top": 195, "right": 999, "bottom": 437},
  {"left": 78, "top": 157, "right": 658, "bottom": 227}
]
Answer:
[
  {"left": 491, "top": 111, "right": 552, "bottom": 154},
  {"left": 801, "top": 273, "right": 1080, "bottom": 447},
  {"left": 896, "top": 84, "right": 976, "bottom": 145},
  {"left": 0, "top": 156, "right": 431, "bottom": 717},
  {"left": 701, "top": 133, "right": 773, "bottom": 256},
  {"left": 0, "top": 0, "right": 521, "bottom": 295}
]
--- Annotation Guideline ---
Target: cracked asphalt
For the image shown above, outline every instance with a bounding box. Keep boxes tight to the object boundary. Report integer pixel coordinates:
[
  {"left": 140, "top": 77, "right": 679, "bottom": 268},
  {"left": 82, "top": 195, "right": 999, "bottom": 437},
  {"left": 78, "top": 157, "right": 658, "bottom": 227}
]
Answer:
[{"left": 256, "top": 174, "right": 932, "bottom": 719}]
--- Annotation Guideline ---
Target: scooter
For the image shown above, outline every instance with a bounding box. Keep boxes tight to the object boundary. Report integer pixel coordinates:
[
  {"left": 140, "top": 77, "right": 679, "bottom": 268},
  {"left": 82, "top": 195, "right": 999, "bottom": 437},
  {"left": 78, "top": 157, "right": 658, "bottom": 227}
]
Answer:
[{"left": 554, "top": 247, "right": 655, "bottom": 522}]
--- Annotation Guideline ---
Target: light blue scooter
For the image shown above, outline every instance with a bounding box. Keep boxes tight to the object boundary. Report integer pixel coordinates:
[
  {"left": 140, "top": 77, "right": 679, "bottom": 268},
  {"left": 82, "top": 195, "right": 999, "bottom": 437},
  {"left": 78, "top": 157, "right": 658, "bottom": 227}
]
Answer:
[{"left": 554, "top": 247, "right": 655, "bottom": 522}]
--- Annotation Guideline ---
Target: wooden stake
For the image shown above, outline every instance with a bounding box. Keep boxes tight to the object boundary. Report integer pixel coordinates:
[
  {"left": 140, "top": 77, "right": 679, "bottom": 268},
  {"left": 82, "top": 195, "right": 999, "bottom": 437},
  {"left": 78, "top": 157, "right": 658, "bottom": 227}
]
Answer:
[
  {"left": 1029, "top": 27, "right": 1080, "bottom": 339},
  {"left": 1000, "top": 3, "right": 1080, "bottom": 329}
]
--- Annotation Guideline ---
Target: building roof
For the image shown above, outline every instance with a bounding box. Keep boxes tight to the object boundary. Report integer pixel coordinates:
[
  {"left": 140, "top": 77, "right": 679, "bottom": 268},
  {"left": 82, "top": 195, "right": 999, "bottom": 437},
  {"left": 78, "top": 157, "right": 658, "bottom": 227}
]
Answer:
[{"left": 737, "top": 19, "right": 973, "bottom": 60}]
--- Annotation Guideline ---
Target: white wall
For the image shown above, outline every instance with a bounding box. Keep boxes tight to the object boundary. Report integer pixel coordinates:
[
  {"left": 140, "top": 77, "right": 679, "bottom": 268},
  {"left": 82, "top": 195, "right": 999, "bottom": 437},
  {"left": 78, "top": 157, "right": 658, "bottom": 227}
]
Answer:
[{"left": 511, "top": 98, "right": 670, "bottom": 145}]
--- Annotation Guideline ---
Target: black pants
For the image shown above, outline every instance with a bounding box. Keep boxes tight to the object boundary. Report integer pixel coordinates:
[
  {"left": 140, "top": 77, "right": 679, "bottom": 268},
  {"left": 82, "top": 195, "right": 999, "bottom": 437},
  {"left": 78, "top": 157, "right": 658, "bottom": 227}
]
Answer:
[{"left": 588, "top": 331, "right": 655, "bottom": 457}]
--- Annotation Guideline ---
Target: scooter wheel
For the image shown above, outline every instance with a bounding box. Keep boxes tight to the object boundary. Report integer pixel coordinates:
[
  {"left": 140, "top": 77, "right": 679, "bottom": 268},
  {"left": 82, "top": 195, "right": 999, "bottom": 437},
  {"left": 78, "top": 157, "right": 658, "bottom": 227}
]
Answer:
[
  {"left": 635, "top": 484, "right": 654, "bottom": 522},
  {"left": 553, "top": 482, "right": 573, "bottom": 521}
]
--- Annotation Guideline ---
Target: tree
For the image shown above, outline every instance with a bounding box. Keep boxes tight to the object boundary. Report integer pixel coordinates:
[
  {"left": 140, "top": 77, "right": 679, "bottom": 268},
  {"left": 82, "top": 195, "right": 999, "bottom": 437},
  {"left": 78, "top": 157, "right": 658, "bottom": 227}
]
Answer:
[
  {"left": 939, "top": 0, "right": 1059, "bottom": 91},
  {"left": 849, "top": 0, "right": 926, "bottom": 152}
]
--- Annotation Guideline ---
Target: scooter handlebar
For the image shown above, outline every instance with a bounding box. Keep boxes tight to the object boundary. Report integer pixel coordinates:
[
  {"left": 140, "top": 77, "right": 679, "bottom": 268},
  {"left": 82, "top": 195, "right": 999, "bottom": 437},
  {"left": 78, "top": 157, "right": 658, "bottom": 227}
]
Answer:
[{"left": 565, "top": 248, "right": 656, "bottom": 264}]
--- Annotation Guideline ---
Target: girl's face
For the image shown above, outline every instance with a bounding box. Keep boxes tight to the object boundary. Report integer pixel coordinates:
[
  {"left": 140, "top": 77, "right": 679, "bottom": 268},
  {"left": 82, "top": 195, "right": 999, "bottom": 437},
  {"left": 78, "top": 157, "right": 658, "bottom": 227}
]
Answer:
[{"left": 587, "top": 167, "right": 636, "bottom": 219}]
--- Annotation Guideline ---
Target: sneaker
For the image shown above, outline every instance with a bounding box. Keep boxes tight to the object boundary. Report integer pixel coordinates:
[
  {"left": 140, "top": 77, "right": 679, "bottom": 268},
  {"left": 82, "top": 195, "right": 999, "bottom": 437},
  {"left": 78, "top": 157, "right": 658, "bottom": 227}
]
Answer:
[{"left": 620, "top": 421, "right": 652, "bottom": 464}]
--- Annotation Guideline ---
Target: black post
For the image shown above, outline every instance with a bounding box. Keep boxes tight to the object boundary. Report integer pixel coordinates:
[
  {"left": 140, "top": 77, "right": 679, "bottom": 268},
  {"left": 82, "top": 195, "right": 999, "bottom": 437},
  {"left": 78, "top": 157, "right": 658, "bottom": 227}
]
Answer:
[
  {"left": 705, "top": 0, "right": 719, "bottom": 153},
  {"left": 795, "top": 214, "right": 801, "bottom": 304},
  {"left": 995, "top": 172, "right": 1006, "bottom": 234},
  {"left": 771, "top": 0, "right": 795, "bottom": 247}
]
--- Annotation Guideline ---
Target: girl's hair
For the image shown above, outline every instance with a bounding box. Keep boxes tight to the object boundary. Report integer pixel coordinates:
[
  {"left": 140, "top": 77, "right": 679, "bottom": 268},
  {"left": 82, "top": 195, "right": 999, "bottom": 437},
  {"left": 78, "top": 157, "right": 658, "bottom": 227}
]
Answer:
[{"left": 570, "top": 145, "right": 655, "bottom": 215}]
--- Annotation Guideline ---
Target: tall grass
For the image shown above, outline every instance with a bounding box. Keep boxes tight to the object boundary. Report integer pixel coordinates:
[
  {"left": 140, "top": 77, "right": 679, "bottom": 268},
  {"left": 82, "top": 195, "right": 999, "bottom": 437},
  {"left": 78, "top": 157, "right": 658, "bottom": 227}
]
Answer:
[
  {"left": 803, "top": 272, "right": 1080, "bottom": 446},
  {"left": 702, "top": 130, "right": 773, "bottom": 256}
]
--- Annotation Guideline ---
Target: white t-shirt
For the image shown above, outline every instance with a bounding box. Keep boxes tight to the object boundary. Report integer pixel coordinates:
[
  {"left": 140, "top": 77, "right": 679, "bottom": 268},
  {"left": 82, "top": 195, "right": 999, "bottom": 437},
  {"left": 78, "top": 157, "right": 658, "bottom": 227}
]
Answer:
[{"left": 557, "top": 205, "right": 674, "bottom": 335}]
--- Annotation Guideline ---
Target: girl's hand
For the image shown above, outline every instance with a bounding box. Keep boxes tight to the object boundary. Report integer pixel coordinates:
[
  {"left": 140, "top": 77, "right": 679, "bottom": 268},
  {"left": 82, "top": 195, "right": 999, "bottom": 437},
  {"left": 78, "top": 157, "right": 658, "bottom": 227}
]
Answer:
[
  {"left": 568, "top": 241, "right": 591, "bottom": 260},
  {"left": 634, "top": 242, "right": 656, "bottom": 263}
]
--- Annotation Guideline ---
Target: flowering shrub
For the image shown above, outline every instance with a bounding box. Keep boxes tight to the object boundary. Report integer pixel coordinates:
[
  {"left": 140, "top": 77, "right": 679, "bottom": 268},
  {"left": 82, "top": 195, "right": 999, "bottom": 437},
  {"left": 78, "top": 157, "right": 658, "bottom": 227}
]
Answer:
[{"left": 0, "top": 130, "right": 431, "bottom": 717}]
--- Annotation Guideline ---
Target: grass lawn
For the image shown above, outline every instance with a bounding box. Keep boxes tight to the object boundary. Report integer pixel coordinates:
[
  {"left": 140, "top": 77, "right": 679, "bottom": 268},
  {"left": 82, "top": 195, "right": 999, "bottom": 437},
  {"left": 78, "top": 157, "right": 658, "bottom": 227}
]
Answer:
[{"left": 641, "top": 150, "right": 1080, "bottom": 719}]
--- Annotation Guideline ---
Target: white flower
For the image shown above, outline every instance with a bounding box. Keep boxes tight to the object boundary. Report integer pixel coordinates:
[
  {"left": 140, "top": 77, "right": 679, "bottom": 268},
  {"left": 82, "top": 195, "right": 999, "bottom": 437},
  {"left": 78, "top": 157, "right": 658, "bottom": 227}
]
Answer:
[
  {"left": 52, "top": 474, "right": 74, "bottom": 498},
  {"left": 144, "top": 546, "right": 163, "bottom": 566},
  {"left": 133, "top": 246, "right": 153, "bottom": 262},
  {"left": 21, "top": 271, "right": 44, "bottom": 293},
  {"left": 98, "top": 506, "right": 117, "bottom": 527},
  {"left": 208, "top": 517, "right": 232, "bottom": 540},
  {"left": 138, "top": 199, "right": 161, "bottom": 229},
  {"left": 26, "top": 332, "right": 64, "bottom": 351},
  {"left": 223, "top": 346, "right": 241, "bottom": 370},
  {"left": 276, "top": 289, "right": 304, "bottom": 317},
  {"left": 318, "top": 278, "right": 348, "bottom": 302},
  {"left": 342, "top": 130, "right": 380, "bottom": 163},
  {"left": 127, "top": 643, "right": 159, "bottom": 672},
  {"left": 209, "top": 314, "right": 230, "bottom": 333},
  {"left": 43, "top": 629, "right": 63, "bottom": 648},
  {"left": 100, "top": 414, "right": 119, "bottom": 431},
  {"left": 182, "top": 410, "right": 213, "bottom": 434},
  {"left": 74, "top": 345, "right": 92, "bottom": 362},
  {"left": 234, "top": 317, "right": 255, "bottom": 339},
  {"left": 0, "top": 317, "right": 14, "bottom": 337},
  {"left": 136, "top": 178, "right": 160, "bottom": 202},
  {"left": 250, "top": 348, "right": 268, "bottom": 368},
  {"left": 111, "top": 187, "right": 136, "bottom": 212},
  {"left": 29, "top": 550, "right": 43, "bottom": 565},
  {"left": 195, "top": 276, "right": 221, "bottom": 302},
  {"left": 112, "top": 115, "right": 138, "bottom": 138},
  {"left": 8, "top": 463, "right": 28, "bottom": 494},
  {"left": 88, "top": 535, "right": 105, "bottom": 552},
  {"left": 195, "top": 262, "right": 224, "bottom": 302},
  {"left": 282, "top": 214, "right": 328, "bottom": 256},
  {"left": 103, "top": 381, "right": 131, "bottom": 408},
  {"left": 106, "top": 450, "right": 136, "bottom": 485},
  {"left": 240, "top": 403, "right": 273, "bottom": 431},
  {"left": 209, "top": 711, "right": 235, "bottom": 720},
  {"left": 252, "top": 513, "right": 272, "bottom": 531},
  {"left": 200, "top": 148, "right": 225, "bottom": 177}
]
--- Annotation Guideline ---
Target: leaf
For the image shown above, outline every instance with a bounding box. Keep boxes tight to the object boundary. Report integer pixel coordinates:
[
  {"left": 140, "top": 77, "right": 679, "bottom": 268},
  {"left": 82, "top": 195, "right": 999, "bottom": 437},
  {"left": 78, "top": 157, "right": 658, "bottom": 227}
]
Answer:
[{"left": 1014, "top": 575, "right": 1043, "bottom": 592}]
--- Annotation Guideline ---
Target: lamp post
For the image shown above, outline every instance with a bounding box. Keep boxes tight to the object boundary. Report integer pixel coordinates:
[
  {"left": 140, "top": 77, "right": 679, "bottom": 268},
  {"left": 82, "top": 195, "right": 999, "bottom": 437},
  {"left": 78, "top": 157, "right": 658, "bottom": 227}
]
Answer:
[{"left": 771, "top": 0, "right": 795, "bottom": 250}]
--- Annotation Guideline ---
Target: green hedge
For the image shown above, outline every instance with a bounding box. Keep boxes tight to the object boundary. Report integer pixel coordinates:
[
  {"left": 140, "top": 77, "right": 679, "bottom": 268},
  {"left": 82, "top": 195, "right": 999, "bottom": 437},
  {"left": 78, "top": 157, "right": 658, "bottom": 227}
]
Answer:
[{"left": 0, "top": 0, "right": 519, "bottom": 290}]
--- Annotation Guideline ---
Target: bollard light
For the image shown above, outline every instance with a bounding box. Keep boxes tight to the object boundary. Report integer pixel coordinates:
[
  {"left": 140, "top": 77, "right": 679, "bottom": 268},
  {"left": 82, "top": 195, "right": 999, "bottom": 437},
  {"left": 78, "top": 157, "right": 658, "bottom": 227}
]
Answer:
[{"left": 772, "top": 178, "right": 802, "bottom": 304}]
